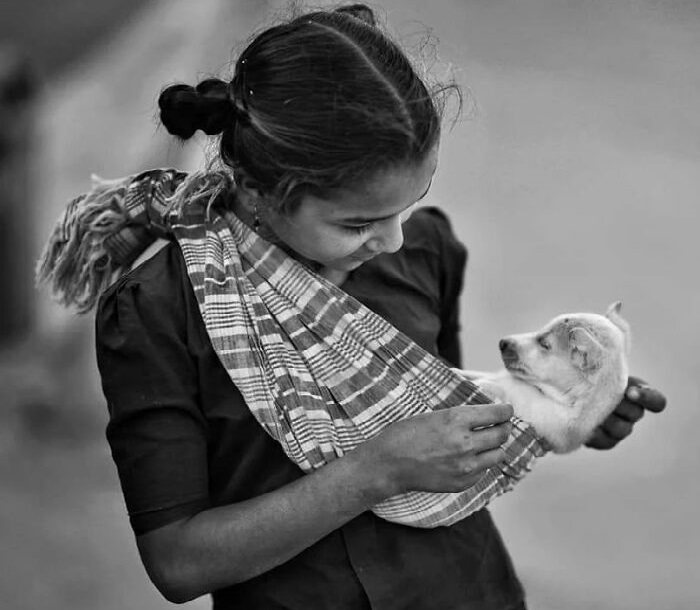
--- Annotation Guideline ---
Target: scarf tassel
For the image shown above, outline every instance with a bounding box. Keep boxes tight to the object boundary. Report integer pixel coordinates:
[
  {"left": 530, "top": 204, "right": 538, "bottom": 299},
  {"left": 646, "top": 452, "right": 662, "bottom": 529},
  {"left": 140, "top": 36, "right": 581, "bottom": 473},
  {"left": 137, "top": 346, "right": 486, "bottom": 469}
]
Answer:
[{"left": 35, "top": 176, "right": 133, "bottom": 313}]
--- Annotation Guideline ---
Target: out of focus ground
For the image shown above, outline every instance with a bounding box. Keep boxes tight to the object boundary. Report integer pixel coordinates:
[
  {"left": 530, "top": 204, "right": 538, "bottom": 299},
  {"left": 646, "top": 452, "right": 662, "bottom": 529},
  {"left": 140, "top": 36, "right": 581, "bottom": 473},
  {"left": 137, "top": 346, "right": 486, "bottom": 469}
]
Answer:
[{"left": 1, "top": 1, "right": 698, "bottom": 609}]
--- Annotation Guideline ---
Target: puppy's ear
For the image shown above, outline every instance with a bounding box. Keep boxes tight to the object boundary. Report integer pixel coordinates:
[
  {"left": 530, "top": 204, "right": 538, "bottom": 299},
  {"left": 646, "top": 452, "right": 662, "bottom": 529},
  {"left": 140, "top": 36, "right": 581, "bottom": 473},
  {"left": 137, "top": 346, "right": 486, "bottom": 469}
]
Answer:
[
  {"left": 569, "top": 327, "right": 604, "bottom": 372},
  {"left": 605, "top": 301, "right": 632, "bottom": 354}
]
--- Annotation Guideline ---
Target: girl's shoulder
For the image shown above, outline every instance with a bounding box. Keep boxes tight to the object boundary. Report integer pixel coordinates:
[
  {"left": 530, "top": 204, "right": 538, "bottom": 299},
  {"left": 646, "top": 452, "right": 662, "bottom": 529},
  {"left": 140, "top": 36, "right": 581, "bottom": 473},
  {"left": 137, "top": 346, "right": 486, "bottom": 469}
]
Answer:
[
  {"left": 101, "top": 239, "right": 184, "bottom": 305},
  {"left": 96, "top": 240, "right": 195, "bottom": 346},
  {"left": 403, "top": 206, "right": 467, "bottom": 261}
]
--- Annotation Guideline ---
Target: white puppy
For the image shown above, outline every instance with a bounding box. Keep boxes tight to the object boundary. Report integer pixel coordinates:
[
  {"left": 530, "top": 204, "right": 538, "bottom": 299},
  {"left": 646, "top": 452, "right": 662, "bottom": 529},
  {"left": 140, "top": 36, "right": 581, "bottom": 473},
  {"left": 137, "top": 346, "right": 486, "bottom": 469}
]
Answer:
[{"left": 460, "top": 302, "right": 631, "bottom": 453}]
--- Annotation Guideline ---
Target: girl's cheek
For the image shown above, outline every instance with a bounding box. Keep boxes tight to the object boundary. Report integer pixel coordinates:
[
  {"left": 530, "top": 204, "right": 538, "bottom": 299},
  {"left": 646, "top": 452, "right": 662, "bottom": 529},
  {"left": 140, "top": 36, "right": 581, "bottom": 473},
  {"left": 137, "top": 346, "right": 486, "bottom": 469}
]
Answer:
[{"left": 317, "top": 233, "right": 365, "bottom": 260}]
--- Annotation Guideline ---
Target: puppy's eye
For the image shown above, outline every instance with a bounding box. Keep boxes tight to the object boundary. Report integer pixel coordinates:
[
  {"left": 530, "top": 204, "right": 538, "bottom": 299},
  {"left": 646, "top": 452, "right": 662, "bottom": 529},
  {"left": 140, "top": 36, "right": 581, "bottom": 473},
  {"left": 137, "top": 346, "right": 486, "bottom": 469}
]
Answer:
[{"left": 538, "top": 336, "right": 551, "bottom": 351}]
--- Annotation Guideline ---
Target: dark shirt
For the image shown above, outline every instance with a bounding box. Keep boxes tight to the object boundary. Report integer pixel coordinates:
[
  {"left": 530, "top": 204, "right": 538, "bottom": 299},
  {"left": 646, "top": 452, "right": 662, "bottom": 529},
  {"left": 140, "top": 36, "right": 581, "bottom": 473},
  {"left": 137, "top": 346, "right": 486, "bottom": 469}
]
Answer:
[{"left": 96, "top": 207, "right": 525, "bottom": 610}]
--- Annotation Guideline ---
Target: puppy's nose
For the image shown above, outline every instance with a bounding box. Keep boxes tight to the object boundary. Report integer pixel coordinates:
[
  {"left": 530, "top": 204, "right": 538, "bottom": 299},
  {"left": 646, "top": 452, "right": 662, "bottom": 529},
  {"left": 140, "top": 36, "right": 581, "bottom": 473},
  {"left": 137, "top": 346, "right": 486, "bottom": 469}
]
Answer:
[
  {"left": 499, "top": 338, "right": 518, "bottom": 360},
  {"left": 499, "top": 338, "right": 513, "bottom": 353}
]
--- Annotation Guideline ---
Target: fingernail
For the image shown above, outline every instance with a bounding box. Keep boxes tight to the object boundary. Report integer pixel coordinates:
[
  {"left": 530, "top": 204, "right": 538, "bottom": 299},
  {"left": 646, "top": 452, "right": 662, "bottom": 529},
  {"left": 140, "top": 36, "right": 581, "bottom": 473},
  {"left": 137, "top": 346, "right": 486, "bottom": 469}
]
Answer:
[{"left": 627, "top": 387, "right": 640, "bottom": 401}]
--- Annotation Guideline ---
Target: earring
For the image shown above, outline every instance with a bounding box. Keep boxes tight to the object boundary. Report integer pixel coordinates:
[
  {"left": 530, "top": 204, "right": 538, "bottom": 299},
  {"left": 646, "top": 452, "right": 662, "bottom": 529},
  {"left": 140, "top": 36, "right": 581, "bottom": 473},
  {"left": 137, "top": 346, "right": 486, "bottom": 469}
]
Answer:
[{"left": 253, "top": 200, "right": 260, "bottom": 231}]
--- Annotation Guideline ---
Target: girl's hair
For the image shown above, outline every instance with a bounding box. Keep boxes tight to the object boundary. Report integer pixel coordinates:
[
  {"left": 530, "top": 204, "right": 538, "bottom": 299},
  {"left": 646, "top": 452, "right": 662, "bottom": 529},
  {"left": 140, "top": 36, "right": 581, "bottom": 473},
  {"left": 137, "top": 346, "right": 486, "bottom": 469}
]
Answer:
[{"left": 158, "top": 3, "right": 459, "bottom": 210}]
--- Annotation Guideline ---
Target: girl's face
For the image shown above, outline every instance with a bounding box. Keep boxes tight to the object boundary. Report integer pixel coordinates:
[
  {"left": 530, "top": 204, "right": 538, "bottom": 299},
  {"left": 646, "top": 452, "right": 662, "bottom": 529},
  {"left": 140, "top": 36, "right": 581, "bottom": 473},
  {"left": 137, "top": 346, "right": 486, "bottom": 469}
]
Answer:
[{"left": 265, "top": 146, "right": 439, "bottom": 272}]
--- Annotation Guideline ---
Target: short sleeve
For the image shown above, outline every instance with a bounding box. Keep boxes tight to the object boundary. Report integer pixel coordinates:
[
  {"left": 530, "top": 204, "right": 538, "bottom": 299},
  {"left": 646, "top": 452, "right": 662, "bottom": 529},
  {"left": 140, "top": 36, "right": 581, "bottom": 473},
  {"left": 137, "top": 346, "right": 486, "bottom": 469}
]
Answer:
[
  {"left": 423, "top": 208, "right": 468, "bottom": 368},
  {"left": 96, "top": 243, "right": 210, "bottom": 535}
]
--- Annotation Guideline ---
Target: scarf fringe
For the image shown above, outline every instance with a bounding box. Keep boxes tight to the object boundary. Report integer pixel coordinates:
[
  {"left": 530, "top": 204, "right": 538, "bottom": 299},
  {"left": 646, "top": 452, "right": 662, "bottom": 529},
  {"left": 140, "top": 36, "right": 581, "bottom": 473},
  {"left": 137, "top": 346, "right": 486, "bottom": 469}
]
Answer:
[
  {"left": 35, "top": 175, "right": 133, "bottom": 313},
  {"left": 166, "top": 169, "right": 231, "bottom": 217},
  {"left": 35, "top": 169, "right": 233, "bottom": 314}
]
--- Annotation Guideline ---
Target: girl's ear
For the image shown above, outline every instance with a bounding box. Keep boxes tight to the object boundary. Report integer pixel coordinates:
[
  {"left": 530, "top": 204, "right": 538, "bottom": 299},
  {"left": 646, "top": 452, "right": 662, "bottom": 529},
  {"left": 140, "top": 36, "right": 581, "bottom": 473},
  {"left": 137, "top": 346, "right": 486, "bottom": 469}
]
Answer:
[
  {"left": 235, "top": 172, "right": 264, "bottom": 199},
  {"left": 569, "top": 327, "right": 604, "bottom": 372},
  {"left": 233, "top": 170, "right": 268, "bottom": 220}
]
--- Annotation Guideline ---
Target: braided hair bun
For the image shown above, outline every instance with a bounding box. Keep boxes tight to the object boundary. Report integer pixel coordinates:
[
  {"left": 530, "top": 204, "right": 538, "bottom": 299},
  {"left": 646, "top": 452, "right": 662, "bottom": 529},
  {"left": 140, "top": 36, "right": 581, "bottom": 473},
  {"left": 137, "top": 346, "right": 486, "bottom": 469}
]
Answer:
[{"left": 158, "top": 78, "right": 234, "bottom": 139}]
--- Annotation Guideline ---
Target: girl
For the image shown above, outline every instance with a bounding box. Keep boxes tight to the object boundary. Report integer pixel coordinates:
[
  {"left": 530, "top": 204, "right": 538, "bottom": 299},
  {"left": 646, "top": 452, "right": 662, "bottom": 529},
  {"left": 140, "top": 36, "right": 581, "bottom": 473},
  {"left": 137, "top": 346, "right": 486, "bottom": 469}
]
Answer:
[{"left": 38, "top": 5, "right": 665, "bottom": 609}]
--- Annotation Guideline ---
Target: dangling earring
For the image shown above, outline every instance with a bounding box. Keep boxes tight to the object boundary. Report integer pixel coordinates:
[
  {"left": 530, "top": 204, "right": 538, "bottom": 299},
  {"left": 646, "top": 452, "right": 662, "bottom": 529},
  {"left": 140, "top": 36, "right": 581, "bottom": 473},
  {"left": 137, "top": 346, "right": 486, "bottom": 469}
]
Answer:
[{"left": 253, "top": 200, "right": 260, "bottom": 231}]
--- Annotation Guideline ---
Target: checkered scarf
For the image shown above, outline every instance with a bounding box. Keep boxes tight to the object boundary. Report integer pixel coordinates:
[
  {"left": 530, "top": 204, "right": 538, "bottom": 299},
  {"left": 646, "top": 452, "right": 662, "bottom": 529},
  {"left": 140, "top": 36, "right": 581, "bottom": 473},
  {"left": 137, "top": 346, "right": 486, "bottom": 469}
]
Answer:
[{"left": 38, "top": 169, "right": 543, "bottom": 528}]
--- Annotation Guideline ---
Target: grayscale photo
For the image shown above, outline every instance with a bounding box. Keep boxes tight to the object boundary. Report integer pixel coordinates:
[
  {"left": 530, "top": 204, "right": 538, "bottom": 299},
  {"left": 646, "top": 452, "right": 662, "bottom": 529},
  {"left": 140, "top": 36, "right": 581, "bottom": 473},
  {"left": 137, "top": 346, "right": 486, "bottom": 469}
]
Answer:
[{"left": 1, "top": 1, "right": 696, "bottom": 609}]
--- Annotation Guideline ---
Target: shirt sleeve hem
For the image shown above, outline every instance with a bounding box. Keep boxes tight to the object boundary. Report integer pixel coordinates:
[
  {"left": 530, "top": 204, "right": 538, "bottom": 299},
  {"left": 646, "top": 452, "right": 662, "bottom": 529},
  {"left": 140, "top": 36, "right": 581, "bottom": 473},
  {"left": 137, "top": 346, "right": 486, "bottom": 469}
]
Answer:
[{"left": 129, "top": 497, "right": 210, "bottom": 536}]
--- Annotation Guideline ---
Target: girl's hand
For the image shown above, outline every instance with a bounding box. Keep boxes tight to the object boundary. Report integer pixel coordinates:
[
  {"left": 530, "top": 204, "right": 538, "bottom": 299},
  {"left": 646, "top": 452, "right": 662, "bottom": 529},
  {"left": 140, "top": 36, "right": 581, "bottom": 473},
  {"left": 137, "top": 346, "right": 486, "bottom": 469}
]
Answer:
[
  {"left": 585, "top": 376, "right": 667, "bottom": 450},
  {"left": 355, "top": 403, "right": 513, "bottom": 496}
]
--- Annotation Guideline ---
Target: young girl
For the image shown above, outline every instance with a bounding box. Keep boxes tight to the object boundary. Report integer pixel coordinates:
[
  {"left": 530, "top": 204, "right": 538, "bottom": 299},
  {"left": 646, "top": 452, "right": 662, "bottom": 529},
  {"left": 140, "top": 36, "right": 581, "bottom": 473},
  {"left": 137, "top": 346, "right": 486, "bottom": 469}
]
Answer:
[{"left": 38, "top": 4, "right": 665, "bottom": 609}]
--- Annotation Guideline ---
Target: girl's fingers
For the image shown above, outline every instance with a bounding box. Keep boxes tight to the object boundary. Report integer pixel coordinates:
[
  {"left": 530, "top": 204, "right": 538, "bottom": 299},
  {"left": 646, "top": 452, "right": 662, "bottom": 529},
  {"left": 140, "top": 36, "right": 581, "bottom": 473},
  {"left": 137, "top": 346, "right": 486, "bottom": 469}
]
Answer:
[
  {"left": 626, "top": 377, "right": 667, "bottom": 413},
  {"left": 471, "top": 422, "right": 512, "bottom": 452},
  {"left": 601, "top": 414, "right": 634, "bottom": 441},
  {"left": 460, "top": 403, "right": 513, "bottom": 429},
  {"left": 473, "top": 447, "right": 507, "bottom": 470},
  {"left": 613, "top": 400, "right": 646, "bottom": 423}
]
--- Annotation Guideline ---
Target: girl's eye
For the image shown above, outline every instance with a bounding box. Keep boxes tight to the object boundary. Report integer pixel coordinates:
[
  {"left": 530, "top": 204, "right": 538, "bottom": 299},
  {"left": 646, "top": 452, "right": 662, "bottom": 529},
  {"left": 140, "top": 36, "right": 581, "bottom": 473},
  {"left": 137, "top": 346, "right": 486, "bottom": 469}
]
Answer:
[
  {"left": 342, "top": 222, "right": 373, "bottom": 235},
  {"left": 538, "top": 336, "right": 551, "bottom": 351}
]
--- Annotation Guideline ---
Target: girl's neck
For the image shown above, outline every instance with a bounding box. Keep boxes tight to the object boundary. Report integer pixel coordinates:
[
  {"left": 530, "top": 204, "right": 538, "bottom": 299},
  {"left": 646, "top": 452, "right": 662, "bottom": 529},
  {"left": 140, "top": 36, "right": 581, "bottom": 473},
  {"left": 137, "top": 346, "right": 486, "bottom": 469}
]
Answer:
[
  {"left": 228, "top": 188, "right": 345, "bottom": 284},
  {"left": 318, "top": 268, "right": 349, "bottom": 286}
]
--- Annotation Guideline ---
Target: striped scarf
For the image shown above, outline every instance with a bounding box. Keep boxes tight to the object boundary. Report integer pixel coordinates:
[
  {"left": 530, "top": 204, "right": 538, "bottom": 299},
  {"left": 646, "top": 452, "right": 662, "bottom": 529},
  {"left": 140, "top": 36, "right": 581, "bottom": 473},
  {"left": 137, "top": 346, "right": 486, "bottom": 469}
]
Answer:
[{"left": 37, "top": 168, "right": 544, "bottom": 528}]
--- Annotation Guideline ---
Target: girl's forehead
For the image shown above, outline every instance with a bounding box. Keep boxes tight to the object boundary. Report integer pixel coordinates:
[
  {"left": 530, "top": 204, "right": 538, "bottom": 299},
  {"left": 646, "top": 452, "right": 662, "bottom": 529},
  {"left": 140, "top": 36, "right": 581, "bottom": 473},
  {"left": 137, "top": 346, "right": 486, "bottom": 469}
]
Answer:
[{"left": 306, "top": 147, "right": 440, "bottom": 220}]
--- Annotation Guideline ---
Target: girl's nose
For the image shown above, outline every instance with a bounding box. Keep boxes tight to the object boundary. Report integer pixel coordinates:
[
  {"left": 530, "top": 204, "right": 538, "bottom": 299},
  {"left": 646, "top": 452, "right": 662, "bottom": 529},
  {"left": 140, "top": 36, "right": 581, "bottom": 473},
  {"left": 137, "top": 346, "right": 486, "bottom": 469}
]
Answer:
[{"left": 366, "top": 217, "right": 405, "bottom": 254}]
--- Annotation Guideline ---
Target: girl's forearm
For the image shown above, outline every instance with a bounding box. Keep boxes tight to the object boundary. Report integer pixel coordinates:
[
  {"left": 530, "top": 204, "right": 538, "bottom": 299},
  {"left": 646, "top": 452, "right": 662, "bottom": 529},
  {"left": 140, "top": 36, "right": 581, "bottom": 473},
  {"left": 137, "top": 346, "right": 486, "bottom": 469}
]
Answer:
[{"left": 137, "top": 448, "right": 389, "bottom": 603}]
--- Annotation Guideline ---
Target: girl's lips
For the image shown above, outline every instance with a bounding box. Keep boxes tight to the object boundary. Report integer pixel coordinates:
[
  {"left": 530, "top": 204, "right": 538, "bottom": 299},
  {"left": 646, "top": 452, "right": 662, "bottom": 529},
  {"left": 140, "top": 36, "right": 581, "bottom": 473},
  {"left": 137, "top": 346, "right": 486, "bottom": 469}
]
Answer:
[{"left": 350, "top": 251, "right": 375, "bottom": 262}]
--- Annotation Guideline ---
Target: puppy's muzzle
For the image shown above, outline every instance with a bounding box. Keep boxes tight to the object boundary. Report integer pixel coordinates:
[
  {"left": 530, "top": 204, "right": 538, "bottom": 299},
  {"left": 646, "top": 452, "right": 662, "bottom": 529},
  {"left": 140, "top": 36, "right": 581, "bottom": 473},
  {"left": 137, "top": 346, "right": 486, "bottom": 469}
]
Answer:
[{"left": 499, "top": 338, "right": 519, "bottom": 364}]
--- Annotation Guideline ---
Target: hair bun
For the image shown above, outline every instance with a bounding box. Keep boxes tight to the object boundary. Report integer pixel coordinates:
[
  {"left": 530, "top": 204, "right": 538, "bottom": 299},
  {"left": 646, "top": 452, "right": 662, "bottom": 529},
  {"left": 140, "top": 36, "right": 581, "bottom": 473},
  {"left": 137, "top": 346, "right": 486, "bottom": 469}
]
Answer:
[
  {"left": 158, "top": 78, "right": 233, "bottom": 139},
  {"left": 334, "top": 4, "right": 376, "bottom": 26}
]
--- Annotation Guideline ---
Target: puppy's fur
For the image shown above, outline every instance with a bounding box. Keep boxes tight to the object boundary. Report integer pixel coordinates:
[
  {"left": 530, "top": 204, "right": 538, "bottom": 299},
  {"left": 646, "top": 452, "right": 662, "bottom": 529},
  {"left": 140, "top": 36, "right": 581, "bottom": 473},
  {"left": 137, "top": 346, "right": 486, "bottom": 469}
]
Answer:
[{"left": 461, "top": 302, "right": 631, "bottom": 453}]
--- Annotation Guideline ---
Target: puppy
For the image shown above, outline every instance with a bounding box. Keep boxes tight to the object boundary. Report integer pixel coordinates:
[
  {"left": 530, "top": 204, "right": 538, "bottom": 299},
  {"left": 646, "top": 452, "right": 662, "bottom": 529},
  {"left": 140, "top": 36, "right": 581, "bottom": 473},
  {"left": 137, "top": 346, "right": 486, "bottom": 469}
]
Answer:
[{"left": 460, "top": 302, "right": 631, "bottom": 453}]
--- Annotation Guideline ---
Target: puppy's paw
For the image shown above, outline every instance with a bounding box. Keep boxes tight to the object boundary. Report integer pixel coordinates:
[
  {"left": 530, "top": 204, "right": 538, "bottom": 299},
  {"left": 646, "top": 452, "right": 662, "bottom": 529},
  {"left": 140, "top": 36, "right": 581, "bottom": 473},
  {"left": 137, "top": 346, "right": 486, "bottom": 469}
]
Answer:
[
  {"left": 451, "top": 368, "right": 482, "bottom": 381},
  {"left": 453, "top": 369, "right": 510, "bottom": 403},
  {"left": 471, "top": 380, "right": 507, "bottom": 403}
]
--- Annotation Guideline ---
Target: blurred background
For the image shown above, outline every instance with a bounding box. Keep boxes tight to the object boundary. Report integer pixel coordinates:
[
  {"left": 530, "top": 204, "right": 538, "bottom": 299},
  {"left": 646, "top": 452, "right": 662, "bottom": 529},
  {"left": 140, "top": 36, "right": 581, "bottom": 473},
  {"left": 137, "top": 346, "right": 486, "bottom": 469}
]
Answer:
[{"left": 1, "top": 0, "right": 697, "bottom": 608}]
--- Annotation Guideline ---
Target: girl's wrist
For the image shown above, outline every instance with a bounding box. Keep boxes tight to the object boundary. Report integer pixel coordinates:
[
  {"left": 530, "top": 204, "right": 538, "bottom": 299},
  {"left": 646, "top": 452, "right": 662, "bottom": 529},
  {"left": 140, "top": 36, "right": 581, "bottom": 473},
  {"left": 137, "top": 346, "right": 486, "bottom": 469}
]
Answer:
[{"left": 342, "top": 442, "right": 399, "bottom": 506}]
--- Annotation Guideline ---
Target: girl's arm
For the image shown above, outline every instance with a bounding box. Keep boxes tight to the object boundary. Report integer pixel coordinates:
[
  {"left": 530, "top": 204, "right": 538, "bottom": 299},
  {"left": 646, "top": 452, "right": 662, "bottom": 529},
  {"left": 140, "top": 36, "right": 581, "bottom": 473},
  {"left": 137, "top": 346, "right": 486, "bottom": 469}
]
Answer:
[{"left": 135, "top": 402, "right": 513, "bottom": 603}]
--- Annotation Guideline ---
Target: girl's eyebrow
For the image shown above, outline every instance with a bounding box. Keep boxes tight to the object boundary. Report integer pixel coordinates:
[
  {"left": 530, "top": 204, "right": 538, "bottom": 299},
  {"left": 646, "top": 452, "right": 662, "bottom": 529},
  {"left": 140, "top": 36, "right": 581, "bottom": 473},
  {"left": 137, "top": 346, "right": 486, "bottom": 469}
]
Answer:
[{"left": 341, "top": 178, "right": 434, "bottom": 224}]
